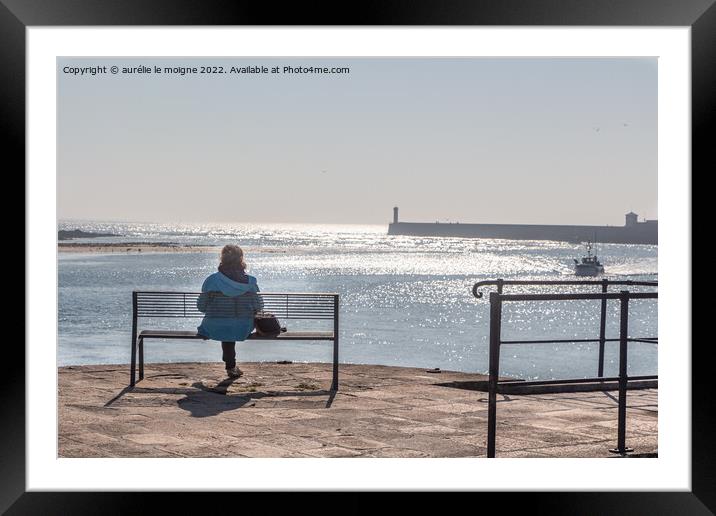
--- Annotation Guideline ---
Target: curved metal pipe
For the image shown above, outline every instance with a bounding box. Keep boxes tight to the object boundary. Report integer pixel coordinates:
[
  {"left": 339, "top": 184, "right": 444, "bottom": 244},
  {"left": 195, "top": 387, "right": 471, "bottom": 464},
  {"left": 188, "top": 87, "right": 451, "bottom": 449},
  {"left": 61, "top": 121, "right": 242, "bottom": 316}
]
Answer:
[{"left": 472, "top": 280, "right": 499, "bottom": 298}]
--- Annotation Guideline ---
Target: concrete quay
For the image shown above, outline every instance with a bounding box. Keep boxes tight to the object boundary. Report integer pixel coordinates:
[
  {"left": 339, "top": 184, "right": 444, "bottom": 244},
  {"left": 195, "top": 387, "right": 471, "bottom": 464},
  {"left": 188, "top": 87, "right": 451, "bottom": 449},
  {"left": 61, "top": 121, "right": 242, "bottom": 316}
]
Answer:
[{"left": 59, "top": 362, "right": 657, "bottom": 458}]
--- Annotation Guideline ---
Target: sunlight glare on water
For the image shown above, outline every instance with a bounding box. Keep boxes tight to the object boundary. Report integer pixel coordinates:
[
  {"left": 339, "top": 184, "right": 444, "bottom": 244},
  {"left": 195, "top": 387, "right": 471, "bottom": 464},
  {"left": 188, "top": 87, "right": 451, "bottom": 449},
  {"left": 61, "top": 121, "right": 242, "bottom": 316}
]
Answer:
[{"left": 58, "top": 221, "right": 657, "bottom": 380}]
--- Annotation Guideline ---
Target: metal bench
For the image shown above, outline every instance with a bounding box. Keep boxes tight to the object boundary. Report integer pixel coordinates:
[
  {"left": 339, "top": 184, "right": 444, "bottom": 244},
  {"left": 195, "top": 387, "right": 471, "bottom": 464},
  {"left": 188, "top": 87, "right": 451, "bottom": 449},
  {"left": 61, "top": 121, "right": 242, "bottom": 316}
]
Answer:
[{"left": 130, "top": 291, "right": 339, "bottom": 390}]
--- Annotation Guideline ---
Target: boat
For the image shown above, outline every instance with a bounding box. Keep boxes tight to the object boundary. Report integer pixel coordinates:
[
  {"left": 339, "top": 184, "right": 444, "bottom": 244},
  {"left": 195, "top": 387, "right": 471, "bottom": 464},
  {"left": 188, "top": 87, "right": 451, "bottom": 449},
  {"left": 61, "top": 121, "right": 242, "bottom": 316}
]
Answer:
[{"left": 573, "top": 241, "right": 604, "bottom": 276}]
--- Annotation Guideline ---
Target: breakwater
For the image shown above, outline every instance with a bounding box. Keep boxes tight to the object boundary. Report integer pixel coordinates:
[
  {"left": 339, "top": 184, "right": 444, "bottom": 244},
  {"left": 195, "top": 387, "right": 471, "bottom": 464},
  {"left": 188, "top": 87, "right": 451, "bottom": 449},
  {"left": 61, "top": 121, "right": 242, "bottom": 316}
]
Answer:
[
  {"left": 388, "top": 221, "right": 657, "bottom": 244},
  {"left": 387, "top": 210, "right": 657, "bottom": 245}
]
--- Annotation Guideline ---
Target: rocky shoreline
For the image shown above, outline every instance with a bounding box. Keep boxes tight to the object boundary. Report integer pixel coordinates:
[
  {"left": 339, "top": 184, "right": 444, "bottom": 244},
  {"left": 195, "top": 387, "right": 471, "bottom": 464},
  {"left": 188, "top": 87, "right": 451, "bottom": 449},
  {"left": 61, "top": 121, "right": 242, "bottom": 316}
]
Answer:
[{"left": 58, "top": 242, "right": 220, "bottom": 253}]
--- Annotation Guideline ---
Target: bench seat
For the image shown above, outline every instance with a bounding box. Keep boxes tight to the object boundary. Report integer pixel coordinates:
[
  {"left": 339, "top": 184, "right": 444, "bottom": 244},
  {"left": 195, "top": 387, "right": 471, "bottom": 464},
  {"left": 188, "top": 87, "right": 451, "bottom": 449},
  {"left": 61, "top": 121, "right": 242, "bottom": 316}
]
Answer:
[{"left": 139, "top": 330, "right": 334, "bottom": 341}]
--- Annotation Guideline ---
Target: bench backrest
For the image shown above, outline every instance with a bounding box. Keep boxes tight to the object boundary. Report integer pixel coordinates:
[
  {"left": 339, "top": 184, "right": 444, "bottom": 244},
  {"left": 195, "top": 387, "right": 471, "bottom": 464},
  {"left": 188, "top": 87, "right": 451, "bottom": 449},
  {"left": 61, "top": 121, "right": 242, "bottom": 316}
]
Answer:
[{"left": 133, "top": 291, "right": 338, "bottom": 320}]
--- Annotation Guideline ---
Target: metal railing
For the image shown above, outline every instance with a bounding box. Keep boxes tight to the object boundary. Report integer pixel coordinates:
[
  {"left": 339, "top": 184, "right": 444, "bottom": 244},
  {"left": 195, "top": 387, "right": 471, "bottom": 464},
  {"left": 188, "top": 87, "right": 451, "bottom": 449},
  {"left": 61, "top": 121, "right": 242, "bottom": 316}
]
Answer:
[
  {"left": 473, "top": 279, "right": 658, "bottom": 458},
  {"left": 474, "top": 279, "right": 657, "bottom": 377}
]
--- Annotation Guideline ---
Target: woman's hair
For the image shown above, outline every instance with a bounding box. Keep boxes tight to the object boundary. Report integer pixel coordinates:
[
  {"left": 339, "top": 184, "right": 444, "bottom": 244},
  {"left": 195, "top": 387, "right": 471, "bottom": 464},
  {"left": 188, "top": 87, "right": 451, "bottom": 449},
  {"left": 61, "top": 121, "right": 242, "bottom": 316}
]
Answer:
[{"left": 219, "top": 244, "right": 247, "bottom": 271}]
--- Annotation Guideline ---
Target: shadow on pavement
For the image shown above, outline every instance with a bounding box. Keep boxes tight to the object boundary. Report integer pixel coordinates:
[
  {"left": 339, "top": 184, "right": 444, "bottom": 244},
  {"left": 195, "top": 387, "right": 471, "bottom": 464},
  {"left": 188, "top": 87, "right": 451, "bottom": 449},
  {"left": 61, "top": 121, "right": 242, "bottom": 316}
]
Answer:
[{"left": 104, "top": 378, "right": 337, "bottom": 417}]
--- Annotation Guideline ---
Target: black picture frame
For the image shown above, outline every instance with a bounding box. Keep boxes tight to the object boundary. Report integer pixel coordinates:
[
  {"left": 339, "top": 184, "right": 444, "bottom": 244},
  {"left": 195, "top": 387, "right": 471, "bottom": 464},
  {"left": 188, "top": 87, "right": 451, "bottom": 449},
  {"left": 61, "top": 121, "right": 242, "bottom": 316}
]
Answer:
[{"left": 6, "top": 0, "right": 710, "bottom": 512}]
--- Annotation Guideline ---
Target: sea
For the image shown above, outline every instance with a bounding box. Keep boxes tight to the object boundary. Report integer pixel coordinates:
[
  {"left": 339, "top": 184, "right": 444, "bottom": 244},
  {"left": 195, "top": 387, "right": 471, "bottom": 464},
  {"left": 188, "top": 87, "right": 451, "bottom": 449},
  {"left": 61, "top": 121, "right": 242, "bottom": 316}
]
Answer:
[{"left": 58, "top": 221, "right": 658, "bottom": 381}]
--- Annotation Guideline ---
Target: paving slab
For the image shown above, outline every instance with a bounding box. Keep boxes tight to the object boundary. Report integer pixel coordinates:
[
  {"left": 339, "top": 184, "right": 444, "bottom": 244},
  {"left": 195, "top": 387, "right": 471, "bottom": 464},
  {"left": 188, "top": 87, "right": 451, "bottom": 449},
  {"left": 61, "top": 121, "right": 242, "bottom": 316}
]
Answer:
[{"left": 58, "top": 362, "right": 657, "bottom": 458}]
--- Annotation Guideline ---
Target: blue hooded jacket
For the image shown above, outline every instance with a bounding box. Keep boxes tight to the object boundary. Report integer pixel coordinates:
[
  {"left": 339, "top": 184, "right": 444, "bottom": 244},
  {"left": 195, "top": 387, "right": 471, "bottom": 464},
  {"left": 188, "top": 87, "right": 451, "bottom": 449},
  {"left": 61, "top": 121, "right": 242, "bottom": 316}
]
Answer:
[{"left": 196, "top": 272, "right": 263, "bottom": 341}]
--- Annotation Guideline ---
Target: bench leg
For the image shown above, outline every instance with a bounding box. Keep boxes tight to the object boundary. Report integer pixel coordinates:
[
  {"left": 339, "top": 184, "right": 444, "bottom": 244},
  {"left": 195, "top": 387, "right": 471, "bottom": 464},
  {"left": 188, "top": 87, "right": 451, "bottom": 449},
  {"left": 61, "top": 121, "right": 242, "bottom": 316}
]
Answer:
[
  {"left": 331, "top": 296, "right": 339, "bottom": 391},
  {"left": 138, "top": 337, "right": 144, "bottom": 381},
  {"left": 130, "top": 335, "right": 137, "bottom": 387},
  {"left": 331, "top": 337, "right": 339, "bottom": 391}
]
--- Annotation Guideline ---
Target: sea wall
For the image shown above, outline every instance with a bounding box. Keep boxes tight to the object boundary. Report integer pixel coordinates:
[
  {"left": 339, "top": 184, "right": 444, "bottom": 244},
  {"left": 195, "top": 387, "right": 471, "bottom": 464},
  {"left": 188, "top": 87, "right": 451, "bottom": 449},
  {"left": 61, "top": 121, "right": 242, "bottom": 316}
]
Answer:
[{"left": 388, "top": 222, "right": 657, "bottom": 245}]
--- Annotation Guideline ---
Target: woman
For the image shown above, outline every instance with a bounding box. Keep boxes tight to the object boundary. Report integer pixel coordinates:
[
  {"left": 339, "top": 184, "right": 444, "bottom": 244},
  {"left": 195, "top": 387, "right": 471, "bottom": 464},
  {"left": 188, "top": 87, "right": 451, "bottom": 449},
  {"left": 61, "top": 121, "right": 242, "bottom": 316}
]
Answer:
[{"left": 197, "top": 245, "right": 263, "bottom": 378}]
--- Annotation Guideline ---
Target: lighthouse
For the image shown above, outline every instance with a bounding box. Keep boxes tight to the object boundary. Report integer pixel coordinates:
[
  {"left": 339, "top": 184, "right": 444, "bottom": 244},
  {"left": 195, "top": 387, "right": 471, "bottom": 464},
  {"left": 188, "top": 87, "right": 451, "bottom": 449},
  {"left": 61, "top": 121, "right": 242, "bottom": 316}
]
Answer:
[{"left": 393, "top": 207, "right": 399, "bottom": 224}]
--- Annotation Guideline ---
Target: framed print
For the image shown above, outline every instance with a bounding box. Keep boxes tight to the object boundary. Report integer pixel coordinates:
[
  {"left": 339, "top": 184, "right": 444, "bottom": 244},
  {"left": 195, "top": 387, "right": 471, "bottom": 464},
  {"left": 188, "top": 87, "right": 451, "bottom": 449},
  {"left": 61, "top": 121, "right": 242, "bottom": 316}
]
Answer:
[{"left": 7, "top": 0, "right": 711, "bottom": 511}]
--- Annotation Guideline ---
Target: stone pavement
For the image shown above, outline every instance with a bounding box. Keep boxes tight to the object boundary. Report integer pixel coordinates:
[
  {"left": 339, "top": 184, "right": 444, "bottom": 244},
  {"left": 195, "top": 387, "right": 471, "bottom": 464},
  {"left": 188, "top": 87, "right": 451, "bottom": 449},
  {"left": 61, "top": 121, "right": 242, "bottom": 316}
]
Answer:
[{"left": 59, "top": 362, "right": 657, "bottom": 458}]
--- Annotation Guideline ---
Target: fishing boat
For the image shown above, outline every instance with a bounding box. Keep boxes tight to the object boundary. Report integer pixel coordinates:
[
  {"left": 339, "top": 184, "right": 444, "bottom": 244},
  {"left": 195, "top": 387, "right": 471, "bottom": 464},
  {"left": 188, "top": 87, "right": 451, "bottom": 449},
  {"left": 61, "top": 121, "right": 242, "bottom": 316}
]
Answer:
[{"left": 573, "top": 241, "right": 604, "bottom": 276}]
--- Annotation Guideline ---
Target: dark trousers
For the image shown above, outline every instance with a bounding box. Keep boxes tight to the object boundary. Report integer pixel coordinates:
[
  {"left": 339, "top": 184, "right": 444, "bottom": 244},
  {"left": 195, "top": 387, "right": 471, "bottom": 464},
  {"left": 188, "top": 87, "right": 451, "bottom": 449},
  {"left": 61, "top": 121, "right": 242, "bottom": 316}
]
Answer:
[{"left": 221, "top": 341, "right": 236, "bottom": 369}]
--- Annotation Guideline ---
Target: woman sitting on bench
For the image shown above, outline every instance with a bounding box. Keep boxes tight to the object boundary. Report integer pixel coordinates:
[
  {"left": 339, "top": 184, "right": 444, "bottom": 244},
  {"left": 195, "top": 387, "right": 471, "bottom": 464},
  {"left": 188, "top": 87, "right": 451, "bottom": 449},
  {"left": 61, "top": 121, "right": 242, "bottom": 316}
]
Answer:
[{"left": 196, "top": 244, "right": 263, "bottom": 378}]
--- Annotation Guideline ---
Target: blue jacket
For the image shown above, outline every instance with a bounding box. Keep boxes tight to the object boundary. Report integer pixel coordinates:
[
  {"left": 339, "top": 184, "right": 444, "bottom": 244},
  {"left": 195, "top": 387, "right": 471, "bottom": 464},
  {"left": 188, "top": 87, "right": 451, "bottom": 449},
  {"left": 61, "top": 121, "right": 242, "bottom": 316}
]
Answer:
[{"left": 196, "top": 272, "right": 263, "bottom": 342}]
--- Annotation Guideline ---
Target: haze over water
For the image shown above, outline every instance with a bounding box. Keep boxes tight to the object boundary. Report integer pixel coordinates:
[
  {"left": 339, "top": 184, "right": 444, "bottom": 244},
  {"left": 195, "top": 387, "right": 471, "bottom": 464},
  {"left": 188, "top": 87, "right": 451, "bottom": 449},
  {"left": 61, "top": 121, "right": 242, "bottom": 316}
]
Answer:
[{"left": 58, "top": 221, "right": 657, "bottom": 381}]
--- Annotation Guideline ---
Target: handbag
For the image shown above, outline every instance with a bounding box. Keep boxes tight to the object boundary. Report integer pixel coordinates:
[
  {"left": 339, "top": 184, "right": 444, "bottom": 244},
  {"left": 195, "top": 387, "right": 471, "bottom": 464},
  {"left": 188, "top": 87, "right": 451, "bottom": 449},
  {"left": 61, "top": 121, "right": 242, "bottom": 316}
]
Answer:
[{"left": 254, "top": 311, "right": 286, "bottom": 337}]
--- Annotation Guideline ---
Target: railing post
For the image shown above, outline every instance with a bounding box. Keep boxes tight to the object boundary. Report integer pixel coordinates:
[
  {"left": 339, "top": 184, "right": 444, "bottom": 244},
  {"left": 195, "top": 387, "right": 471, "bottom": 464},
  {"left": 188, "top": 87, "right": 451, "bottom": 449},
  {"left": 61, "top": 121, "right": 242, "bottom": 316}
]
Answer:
[
  {"left": 487, "top": 291, "right": 503, "bottom": 458},
  {"left": 130, "top": 291, "right": 138, "bottom": 387},
  {"left": 331, "top": 294, "right": 339, "bottom": 391},
  {"left": 610, "top": 290, "right": 634, "bottom": 454},
  {"left": 598, "top": 279, "right": 608, "bottom": 377}
]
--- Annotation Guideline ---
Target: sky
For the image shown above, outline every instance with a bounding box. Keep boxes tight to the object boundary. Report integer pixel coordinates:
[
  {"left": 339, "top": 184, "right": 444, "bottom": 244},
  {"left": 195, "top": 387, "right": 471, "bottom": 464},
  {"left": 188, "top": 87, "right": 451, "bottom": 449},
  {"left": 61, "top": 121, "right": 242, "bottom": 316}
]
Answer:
[{"left": 57, "top": 57, "right": 657, "bottom": 226}]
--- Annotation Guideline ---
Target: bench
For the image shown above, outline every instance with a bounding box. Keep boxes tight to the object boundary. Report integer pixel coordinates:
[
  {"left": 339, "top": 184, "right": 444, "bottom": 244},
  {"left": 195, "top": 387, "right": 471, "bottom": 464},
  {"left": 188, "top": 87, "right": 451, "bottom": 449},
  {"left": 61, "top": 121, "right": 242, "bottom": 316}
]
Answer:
[{"left": 130, "top": 291, "right": 339, "bottom": 390}]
